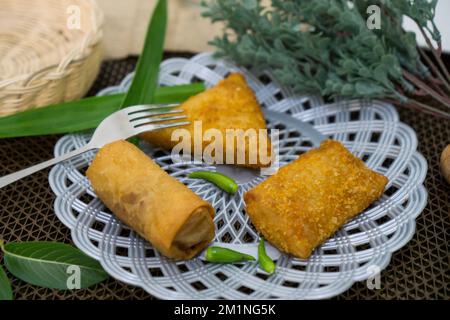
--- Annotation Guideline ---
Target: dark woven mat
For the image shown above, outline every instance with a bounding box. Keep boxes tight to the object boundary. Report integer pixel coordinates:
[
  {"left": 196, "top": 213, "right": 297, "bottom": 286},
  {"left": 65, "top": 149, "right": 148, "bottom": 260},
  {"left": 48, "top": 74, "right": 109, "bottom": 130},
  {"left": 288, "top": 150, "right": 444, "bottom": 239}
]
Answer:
[{"left": 0, "top": 53, "right": 448, "bottom": 300}]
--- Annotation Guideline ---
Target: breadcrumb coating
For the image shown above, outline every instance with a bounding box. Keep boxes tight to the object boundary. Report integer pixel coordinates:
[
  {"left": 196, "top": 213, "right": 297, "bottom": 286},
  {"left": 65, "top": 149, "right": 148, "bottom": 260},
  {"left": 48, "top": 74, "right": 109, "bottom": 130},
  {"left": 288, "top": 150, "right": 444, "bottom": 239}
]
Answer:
[
  {"left": 244, "top": 140, "right": 388, "bottom": 259},
  {"left": 140, "top": 73, "right": 271, "bottom": 168}
]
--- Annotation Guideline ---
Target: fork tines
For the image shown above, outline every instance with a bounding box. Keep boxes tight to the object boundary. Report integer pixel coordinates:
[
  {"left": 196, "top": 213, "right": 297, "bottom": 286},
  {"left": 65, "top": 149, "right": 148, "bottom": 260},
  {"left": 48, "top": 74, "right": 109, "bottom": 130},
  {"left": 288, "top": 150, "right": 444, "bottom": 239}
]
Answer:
[
  {"left": 127, "top": 103, "right": 180, "bottom": 115},
  {"left": 125, "top": 103, "right": 189, "bottom": 130}
]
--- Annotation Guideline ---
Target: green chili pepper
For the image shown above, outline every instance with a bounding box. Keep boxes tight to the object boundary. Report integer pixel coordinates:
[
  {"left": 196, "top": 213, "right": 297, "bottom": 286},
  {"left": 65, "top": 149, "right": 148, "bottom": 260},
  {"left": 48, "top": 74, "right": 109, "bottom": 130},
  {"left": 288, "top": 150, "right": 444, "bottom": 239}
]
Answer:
[
  {"left": 205, "top": 246, "right": 256, "bottom": 263},
  {"left": 188, "top": 171, "right": 238, "bottom": 194},
  {"left": 258, "top": 239, "right": 276, "bottom": 274}
]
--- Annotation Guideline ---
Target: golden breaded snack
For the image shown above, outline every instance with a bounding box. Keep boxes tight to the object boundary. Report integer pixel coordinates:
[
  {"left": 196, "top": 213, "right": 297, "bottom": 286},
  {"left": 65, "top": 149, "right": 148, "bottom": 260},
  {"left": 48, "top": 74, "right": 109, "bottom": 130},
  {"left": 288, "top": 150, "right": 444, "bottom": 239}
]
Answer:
[
  {"left": 244, "top": 140, "right": 388, "bottom": 259},
  {"left": 140, "top": 73, "right": 271, "bottom": 168},
  {"left": 86, "top": 140, "right": 215, "bottom": 260}
]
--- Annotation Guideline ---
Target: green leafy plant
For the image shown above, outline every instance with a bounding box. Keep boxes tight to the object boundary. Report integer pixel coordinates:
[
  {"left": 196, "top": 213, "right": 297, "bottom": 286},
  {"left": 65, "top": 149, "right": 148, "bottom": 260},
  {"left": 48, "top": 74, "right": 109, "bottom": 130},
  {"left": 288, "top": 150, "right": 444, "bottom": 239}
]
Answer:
[
  {"left": 0, "top": 240, "right": 108, "bottom": 290},
  {"left": 203, "top": 0, "right": 450, "bottom": 119},
  {"left": 0, "top": 264, "right": 13, "bottom": 300}
]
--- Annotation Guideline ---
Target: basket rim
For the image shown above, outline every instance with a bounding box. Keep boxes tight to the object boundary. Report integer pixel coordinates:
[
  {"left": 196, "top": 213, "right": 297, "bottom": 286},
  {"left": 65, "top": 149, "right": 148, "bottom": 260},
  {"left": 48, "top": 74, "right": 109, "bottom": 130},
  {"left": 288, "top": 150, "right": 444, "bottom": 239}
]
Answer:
[{"left": 0, "top": 0, "right": 104, "bottom": 92}]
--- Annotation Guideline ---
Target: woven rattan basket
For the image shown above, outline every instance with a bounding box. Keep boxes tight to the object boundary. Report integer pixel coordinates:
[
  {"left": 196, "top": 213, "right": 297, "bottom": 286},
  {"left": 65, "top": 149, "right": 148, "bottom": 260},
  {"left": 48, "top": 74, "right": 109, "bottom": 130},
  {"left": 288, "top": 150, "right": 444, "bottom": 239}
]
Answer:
[{"left": 0, "top": 0, "right": 103, "bottom": 117}]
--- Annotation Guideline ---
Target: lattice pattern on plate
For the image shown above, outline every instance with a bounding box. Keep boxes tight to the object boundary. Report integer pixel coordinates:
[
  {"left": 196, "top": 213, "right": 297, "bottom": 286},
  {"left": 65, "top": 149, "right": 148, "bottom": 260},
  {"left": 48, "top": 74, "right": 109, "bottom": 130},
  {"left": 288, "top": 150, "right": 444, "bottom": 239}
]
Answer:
[{"left": 48, "top": 53, "right": 427, "bottom": 299}]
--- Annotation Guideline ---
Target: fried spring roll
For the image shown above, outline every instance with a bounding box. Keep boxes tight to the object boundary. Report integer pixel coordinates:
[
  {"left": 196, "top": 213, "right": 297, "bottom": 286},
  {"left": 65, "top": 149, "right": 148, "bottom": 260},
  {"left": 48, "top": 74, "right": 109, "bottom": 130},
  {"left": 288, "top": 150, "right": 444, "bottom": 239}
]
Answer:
[
  {"left": 244, "top": 140, "right": 388, "bottom": 259},
  {"left": 140, "top": 73, "right": 272, "bottom": 168},
  {"left": 86, "top": 140, "right": 215, "bottom": 260}
]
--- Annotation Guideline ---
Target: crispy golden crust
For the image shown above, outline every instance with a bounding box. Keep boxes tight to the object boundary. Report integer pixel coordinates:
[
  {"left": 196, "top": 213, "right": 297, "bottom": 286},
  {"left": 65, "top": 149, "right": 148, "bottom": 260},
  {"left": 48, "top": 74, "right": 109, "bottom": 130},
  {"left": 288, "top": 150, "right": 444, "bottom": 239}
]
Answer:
[
  {"left": 86, "top": 140, "right": 215, "bottom": 260},
  {"left": 244, "top": 140, "right": 388, "bottom": 259},
  {"left": 140, "top": 73, "right": 271, "bottom": 168}
]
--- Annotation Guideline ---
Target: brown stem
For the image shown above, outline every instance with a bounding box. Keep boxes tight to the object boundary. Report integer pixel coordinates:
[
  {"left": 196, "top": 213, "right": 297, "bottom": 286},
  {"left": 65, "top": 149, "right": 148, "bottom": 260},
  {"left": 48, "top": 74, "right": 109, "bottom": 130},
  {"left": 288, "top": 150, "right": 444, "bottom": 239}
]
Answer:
[
  {"left": 395, "top": 84, "right": 405, "bottom": 96},
  {"left": 428, "top": 77, "right": 443, "bottom": 85},
  {"left": 430, "top": 79, "right": 448, "bottom": 97},
  {"left": 418, "top": 25, "right": 450, "bottom": 83},
  {"left": 383, "top": 97, "right": 450, "bottom": 119},
  {"left": 408, "top": 99, "right": 450, "bottom": 120},
  {"left": 418, "top": 46, "right": 450, "bottom": 93},
  {"left": 411, "top": 89, "right": 428, "bottom": 97},
  {"left": 403, "top": 83, "right": 427, "bottom": 96},
  {"left": 403, "top": 70, "right": 450, "bottom": 107}
]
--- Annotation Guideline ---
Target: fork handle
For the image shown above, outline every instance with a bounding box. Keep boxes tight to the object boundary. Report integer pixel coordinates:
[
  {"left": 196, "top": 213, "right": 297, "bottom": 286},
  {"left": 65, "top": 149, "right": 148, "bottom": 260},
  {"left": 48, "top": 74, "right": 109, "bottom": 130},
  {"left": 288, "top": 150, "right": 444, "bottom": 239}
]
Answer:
[{"left": 0, "top": 144, "right": 93, "bottom": 189}]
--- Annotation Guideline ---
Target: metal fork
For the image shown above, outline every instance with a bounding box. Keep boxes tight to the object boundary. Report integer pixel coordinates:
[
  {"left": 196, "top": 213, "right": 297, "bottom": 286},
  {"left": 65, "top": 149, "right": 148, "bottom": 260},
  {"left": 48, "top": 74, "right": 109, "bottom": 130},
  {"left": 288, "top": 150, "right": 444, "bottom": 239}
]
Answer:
[{"left": 0, "top": 104, "right": 189, "bottom": 188}]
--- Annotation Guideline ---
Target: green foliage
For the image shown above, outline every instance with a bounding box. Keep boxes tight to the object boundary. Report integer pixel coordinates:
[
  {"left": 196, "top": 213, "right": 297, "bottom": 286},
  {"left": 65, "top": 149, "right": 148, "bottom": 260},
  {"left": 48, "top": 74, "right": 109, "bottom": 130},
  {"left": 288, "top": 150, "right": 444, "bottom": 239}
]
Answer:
[
  {"left": 0, "top": 84, "right": 205, "bottom": 138},
  {"left": 202, "top": 0, "right": 443, "bottom": 104},
  {"left": 121, "top": 0, "right": 167, "bottom": 146},
  {"left": 1, "top": 241, "right": 108, "bottom": 290},
  {"left": 0, "top": 264, "right": 13, "bottom": 300},
  {"left": 386, "top": 0, "right": 441, "bottom": 43},
  {"left": 121, "top": 0, "right": 167, "bottom": 108}
]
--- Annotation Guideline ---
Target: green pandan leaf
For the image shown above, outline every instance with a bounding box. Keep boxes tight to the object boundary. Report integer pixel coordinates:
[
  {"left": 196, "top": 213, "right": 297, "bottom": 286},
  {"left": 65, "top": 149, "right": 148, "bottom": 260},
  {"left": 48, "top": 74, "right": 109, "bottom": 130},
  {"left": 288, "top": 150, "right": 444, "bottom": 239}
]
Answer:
[
  {"left": 1, "top": 241, "right": 108, "bottom": 290},
  {"left": 0, "top": 83, "right": 204, "bottom": 138},
  {"left": 121, "top": 0, "right": 167, "bottom": 108},
  {"left": 0, "top": 263, "right": 13, "bottom": 300}
]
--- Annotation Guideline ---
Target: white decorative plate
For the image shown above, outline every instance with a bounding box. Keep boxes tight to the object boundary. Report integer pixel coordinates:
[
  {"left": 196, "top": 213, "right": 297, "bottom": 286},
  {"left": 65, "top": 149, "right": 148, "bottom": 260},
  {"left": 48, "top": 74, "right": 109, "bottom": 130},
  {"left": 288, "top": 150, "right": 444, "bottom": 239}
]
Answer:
[{"left": 49, "top": 52, "right": 427, "bottom": 299}]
